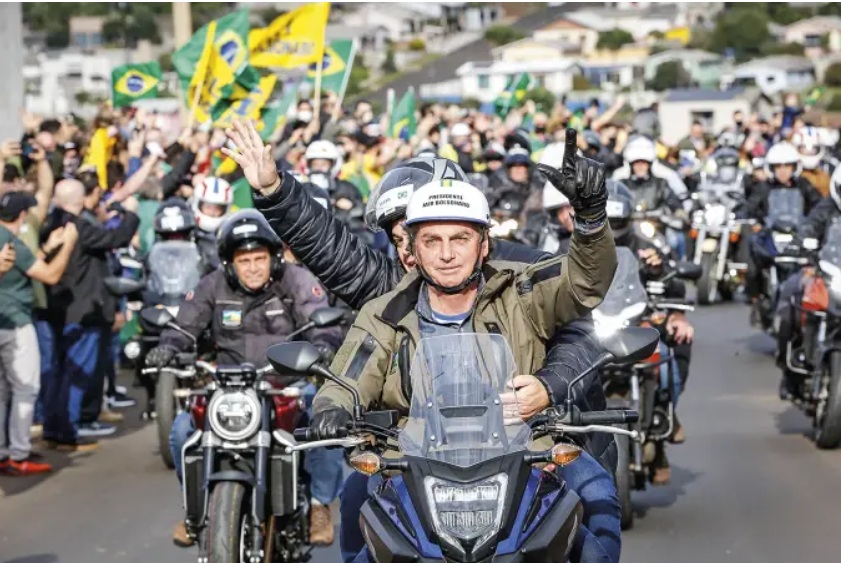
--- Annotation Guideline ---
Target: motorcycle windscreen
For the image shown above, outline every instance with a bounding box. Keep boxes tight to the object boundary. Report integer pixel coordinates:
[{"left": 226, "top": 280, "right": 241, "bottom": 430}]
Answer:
[
  {"left": 399, "top": 333, "right": 531, "bottom": 468},
  {"left": 594, "top": 247, "right": 647, "bottom": 319},
  {"left": 820, "top": 222, "right": 841, "bottom": 313},
  {"left": 767, "top": 189, "right": 804, "bottom": 227},
  {"left": 146, "top": 241, "right": 203, "bottom": 298}
]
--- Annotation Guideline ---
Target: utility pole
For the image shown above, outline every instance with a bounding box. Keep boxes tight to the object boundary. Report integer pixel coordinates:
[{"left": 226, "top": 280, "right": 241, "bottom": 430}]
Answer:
[
  {"left": 172, "top": 2, "right": 192, "bottom": 122},
  {"left": 0, "top": 3, "right": 23, "bottom": 138}
]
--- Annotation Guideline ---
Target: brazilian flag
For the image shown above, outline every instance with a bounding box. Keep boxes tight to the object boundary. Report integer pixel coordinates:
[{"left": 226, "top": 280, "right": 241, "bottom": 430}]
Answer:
[
  {"left": 494, "top": 73, "right": 533, "bottom": 118},
  {"left": 111, "top": 62, "right": 162, "bottom": 108},
  {"left": 389, "top": 89, "right": 417, "bottom": 140}
]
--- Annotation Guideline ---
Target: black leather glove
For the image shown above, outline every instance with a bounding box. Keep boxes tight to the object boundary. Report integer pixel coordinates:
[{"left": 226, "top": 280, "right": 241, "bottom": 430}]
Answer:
[
  {"left": 536, "top": 129, "right": 608, "bottom": 224},
  {"left": 309, "top": 407, "right": 352, "bottom": 440},
  {"left": 146, "top": 345, "right": 177, "bottom": 368}
]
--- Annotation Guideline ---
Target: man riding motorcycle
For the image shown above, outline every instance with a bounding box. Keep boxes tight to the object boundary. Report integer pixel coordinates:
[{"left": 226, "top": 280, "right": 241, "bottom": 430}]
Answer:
[
  {"left": 487, "top": 147, "right": 544, "bottom": 214},
  {"left": 745, "top": 141, "right": 822, "bottom": 306},
  {"left": 775, "top": 167, "right": 841, "bottom": 398},
  {"left": 310, "top": 158, "right": 620, "bottom": 563},
  {"left": 222, "top": 121, "right": 620, "bottom": 561},
  {"left": 603, "top": 180, "right": 694, "bottom": 483},
  {"left": 152, "top": 198, "right": 217, "bottom": 273},
  {"left": 145, "top": 210, "right": 345, "bottom": 548},
  {"left": 304, "top": 140, "right": 364, "bottom": 216},
  {"left": 793, "top": 126, "right": 830, "bottom": 198}
]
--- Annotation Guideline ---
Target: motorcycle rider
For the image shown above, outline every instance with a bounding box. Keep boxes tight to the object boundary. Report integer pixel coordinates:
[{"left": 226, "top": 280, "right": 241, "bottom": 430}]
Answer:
[
  {"left": 775, "top": 167, "right": 841, "bottom": 398},
  {"left": 487, "top": 147, "right": 543, "bottom": 212},
  {"left": 744, "top": 141, "right": 822, "bottom": 307},
  {"left": 303, "top": 140, "right": 364, "bottom": 217},
  {"left": 308, "top": 158, "right": 620, "bottom": 563},
  {"left": 604, "top": 180, "right": 694, "bottom": 482},
  {"left": 191, "top": 176, "right": 235, "bottom": 271},
  {"left": 482, "top": 142, "right": 506, "bottom": 177},
  {"left": 439, "top": 122, "right": 475, "bottom": 173},
  {"left": 793, "top": 126, "right": 830, "bottom": 198},
  {"left": 145, "top": 210, "right": 345, "bottom": 548},
  {"left": 152, "top": 198, "right": 217, "bottom": 271}
]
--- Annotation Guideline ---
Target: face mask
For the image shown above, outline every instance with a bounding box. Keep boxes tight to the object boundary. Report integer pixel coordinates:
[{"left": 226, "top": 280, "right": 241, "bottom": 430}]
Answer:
[
  {"left": 735, "top": 121, "right": 743, "bottom": 129},
  {"left": 535, "top": 126, "right": 546, "bottom": 134},
  {"left": 297, "top": 110, "right": 313, "bottom": 123}
]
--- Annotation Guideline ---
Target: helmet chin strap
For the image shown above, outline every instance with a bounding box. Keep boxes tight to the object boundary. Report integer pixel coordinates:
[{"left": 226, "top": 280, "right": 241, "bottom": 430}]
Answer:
[{"left": 418, "top": 258, "right": 483, "bottom": 295}]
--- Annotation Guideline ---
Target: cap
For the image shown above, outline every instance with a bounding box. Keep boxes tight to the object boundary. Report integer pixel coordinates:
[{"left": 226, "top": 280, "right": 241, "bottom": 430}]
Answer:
[
  {"left": 0, "top": 191, "right": 37, "bottom": 221},
  {"left": 405, "top": 180, "right": 490, "bottom": 227},
  {"left": 505, "top": 146, "right": 531, "bottom": 166},
  {"left": 450, "top": 123, "right": 471, "bottom": 138}
]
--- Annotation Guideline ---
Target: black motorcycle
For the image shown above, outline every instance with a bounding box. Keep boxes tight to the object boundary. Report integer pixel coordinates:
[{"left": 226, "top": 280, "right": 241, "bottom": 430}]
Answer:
[
  {"left": 180, "top": 307, "right": 345, "bottom": 563},
  {"left": 265, "top": 327, "right": 659, "bottom": 563}
]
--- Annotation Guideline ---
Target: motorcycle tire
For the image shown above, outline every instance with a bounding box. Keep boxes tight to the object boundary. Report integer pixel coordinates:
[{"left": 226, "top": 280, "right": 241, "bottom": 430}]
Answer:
[
  {"left": 815, "top": 351, "right": 841, "bottom": 449},
  {"left": 207, "top": 481, "right": 248, "bottom": 563},
  {"left": 615, "top": 433, "right": 634, "bottom": 530},
  {"left": 156, "top": 372, "right": 177, "bottom": 469},
  {"left": 697, "top": 252, "right": 717, "bottom": 306}
]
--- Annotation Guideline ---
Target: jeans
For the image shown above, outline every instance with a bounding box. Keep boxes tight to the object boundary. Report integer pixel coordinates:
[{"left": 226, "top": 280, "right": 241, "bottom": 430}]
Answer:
[
  {"left": 340, "top": 452, "right": 621, "bottom": 563},
  {"left": 666, "top": 228, "right": 687, "bottom": 260},
  {"left": 43, "top": 323, "right": 102, "bottom": 443},
  {"left": 33, "top": 318, "right": 55, "bottom": 425},
  {"left": 169, "top": 383, "right": 345, "bottom": 506},
  {"left": 80, "top": 326, "right": 112, "bottom": 424},
  {"left": 0, "top": 324, "right": 40, "bottom": 460}
]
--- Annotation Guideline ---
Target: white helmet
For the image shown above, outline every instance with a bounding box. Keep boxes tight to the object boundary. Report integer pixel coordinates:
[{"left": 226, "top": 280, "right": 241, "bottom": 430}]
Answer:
[
  {"left": 791, "top": 126, "right": 824, "bottom": 170},
  {"left": 450, "top": 122, "right": 471, "bottom": 139},
  {"left": 543, "top": 184, "right": 570, "bottom": 211},
  {"left": 305, "top": 140, "right": 343, "bottom": 178},
  {"left": 830, "top": 166, "right": 841, "bottom": 211},
  {"left": 405, "top": 180, "right": 490, "bottom": 228},
  {"left": 623, "top": 137, "right": 657, "bottom": 164},
  {"left": 193, "top": 177, "right": 234, "bottom": 233},
  {"left": 764, "top": 141, "right": 802, "bottom": 177}
]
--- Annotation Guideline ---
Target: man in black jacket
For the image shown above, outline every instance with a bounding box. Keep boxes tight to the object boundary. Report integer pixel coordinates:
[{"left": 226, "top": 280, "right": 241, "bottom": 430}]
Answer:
[{"left": 41, "top": 179, "right": 139, "bottom": 450}]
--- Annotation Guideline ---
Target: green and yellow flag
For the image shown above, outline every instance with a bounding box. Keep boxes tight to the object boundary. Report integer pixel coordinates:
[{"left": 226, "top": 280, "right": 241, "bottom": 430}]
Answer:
[
  {"left": 83, "top": 128, "right": 116, "bottom": 189},
  {"left": 389, "top": 89, "right": 417, "bottom": 140},
  {"left": 258, "top": 83, "right": 300, "bottom": 142},
  {"left": 249, "top": 3, "right": 330, "bottom": 69},
  {"left": 214, "top": 75, "right": 277, "bottom": 129},
  {"left": 494, "top": 73, "right": 533, "bottom": 118},
  {"left": 111, "top": 61, "right": 162, "bottom": 108},
  {"left": 303, "top": 39, "right": 357, "bottom": 98}
]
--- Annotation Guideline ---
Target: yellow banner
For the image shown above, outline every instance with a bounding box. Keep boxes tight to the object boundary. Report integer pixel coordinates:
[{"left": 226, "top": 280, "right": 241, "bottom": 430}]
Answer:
[
  {"left": 249, "top": 3, "right": 330, "bottom": 69},
  {"left": 82, "top": 128, "right": 116, "bottom": 189},
  {"left": 187, "top": 21, "right": 237, "bottom": 123}
]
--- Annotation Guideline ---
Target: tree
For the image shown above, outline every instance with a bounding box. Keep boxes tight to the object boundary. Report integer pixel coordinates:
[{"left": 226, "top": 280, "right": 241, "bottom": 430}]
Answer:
[
  {"left": 708, "top": 8, "right": 770, "bottom": 61},
  {"left": 382, "top": 48, "right": 397, "bottom": 74},
  {"left": 827, "top": 94, "right": 841, "bottom": 112},
  {"left": 158, "top": 52, "right": 174, "bottom": 73},
  {"left": 649, "top": 61, "right": 692, "bottom": 91},
  {"left": 760, "top": 41, "right": 805, "bottom": 56},
  {"left": 484, "top": 25, "right": 525, "bottom": 47},
  {"left": 408, "top": 38, "right": 426, "bottom": 52},
  {"left": 346, "top": 60, "right": 370, "bottom": 97},
  {"left": 523, "top": 87, "right": 556, "bottom": 112},
  {"left": 462, "top": 97, "right": 482, "bottom": 110},
  {"left": 597, "top": 28, "right": 635, "bottom": 51},
  {"left": 825, "top": 62, "right": 841, "bottom": 87}
]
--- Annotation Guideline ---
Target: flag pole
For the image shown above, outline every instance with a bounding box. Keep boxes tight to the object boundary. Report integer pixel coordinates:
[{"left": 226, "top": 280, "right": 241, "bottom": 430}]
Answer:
[{"left": 313, "top": 23, "right": 326, "bottom": 122}]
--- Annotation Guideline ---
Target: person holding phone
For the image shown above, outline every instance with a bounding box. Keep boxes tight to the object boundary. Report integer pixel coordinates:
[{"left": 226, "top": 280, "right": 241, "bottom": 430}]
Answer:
[{"left": 0, "top": 191, "right": 78, "bottom": 475}]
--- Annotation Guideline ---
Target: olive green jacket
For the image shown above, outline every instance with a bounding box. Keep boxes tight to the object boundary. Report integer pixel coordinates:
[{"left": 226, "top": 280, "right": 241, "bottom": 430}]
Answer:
[{"left": 313, "top": 226, "right": 616, "bottom": 416}]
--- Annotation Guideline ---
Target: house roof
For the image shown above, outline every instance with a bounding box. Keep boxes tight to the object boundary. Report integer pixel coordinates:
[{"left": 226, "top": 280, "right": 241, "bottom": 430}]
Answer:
[
  {"left": 663, "top": 87, "right": 746, "bottom": 103},
  {"left": 537, "top": 17, "right": 591, "bottom": 32},
  {"left": 457, "top": 58, "right": 579, "bottom": 76},
  {"left": 646, "top": 49, "right": 721, "bottom": 64},
  {"left": 491, "top": 37, "right": 578, "bottom": 56},
  {"left": 734, "top": 55, "right": 814, "bottom": 73},
  {"left": 326, "top": 23, "right": 385, "bottom": 40},
  {"left": 784, "top": 15, "right": 841, "bottom": 34}
]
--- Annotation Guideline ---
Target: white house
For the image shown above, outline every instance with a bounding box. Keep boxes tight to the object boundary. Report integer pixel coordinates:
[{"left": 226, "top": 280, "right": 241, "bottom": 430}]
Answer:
[
  {"left": 565, "top": 5, "right": 679, "bottom": 41},
  {"left": 658, "top": 88, "right": 751, "bottom": 146},
  {"left": 24, "top": 50, "right": 114, "bottom": 116},
  {"left": 783, "top": 16, "right": 841, "bottom": 55},
  {"left": 532, "top": 17, "right": 599, "bottom": 55},
  {"left": 724, "top": 55, "right": 815, "bottom": 96},
  {"left": 419, "top": 59, "right": 580, "bottom": 103}
]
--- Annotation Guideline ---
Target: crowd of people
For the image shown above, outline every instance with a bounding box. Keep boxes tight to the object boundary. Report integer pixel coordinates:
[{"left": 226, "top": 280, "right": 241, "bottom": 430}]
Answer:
[{"left": 1, "top": 84, "right": 840, "bottom": 563}]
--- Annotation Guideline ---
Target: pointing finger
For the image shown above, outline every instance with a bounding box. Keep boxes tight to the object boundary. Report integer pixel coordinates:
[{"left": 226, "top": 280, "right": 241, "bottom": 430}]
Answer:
[{"left": 562, "top": 128, "right": 578, "bottom": 177}]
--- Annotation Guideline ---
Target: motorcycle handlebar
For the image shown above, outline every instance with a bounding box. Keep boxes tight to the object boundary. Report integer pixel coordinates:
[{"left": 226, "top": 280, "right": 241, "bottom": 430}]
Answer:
[{"left": 579, "top": 410, "right": 639, "bottom": 425}]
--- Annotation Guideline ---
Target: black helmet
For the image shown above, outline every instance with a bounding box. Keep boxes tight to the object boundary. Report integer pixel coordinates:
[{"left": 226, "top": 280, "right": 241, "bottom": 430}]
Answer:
[
  {"left": 504, "top": 129, "right": 532, "bottom": 154},
  {"left": 217, "top": 209, "right": 283, "bottom": 293},
  {"left": 153, "top": 198, "right": 196, "bottom": 239},
  {"left": 365, "top": 157, "right": 467, "bottom": 232},
  {"left": 606, "top": 179, "right": 633, "bottom": 239}
]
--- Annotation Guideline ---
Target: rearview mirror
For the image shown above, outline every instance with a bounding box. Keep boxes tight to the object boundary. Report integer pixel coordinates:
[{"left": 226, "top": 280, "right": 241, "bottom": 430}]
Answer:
[
  {"left": 104, "top": 276, "right": 145, "bottom": 296},
  {"left": 726, "top": 190, "right": 744, "bottom": 201},
  {"left": 266, "top": 342, "right": 323, "bottom": 375},
  {"left": 674, "top": 261, "right": 703, "bottom": 281},
  {"left": 309, "top": 307, "right": 346, "bottom": 328},
  {"left": 601, "top": 327, "right": 660, "bottom": 366},
  {"left": 139, "top": 307, "right": 175, "bottom": 329}
]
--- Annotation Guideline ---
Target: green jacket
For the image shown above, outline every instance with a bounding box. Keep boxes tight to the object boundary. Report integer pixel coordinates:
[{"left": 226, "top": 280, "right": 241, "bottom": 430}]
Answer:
[{"left": 313, "top": 226, "right": 616, "bottom": 415}]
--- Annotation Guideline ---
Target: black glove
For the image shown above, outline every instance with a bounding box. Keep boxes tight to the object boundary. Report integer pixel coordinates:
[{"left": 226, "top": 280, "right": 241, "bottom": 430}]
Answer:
[
  {"left": 146, "top": 345, "right": 177, "bottom": 368},
  {"left": 536, "top": 129, "right": 608, "bottom": 224},
  {"left": 309, "top": 407, "right": 352, "bottom": 440},
  {"left": 107, "top": 201, "right": 125, "bottom": 213},
  {"left": 314, "top": 344, "right": 336, "bottom": 365}
]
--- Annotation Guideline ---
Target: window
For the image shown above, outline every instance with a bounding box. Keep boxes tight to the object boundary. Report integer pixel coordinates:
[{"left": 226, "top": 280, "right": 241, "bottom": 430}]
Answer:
[
  {"left": 690, "top": 111, "right": 714, "bottom": 129},
  {"left": 90, "top": 32, "right": 102, "bottom": 47},
  {"left": 72, "top": 33, "right": 87, "bottom": 48},
  {"left": 477, "top": 74, "right": 490, "bottom": 89},
  {"left": 804, "top": 34, "right": 822, "bottom": 48}
]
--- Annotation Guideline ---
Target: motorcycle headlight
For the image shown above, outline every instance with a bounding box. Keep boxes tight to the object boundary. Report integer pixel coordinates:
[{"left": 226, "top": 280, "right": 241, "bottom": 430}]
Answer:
[
  {"left": 123, "top": 340, "right": 142, "bottom": 361},
  {"left": 704, "top": 204, "right": 727, "bottom": 229},
  {"left": 208, "top": 389, "right": 261, "bottom": 441},
  {"left": 773, "top": 233, "right": 793, "bottom": 253},
  {"left": 424, "top": 474, "right": 507, "bottom": 553}
]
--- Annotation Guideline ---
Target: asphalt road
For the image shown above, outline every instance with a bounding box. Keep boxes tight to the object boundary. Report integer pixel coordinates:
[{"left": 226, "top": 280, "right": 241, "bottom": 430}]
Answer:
[{"left": 2, "top": 299, "right": 841, "bottom": 563}]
